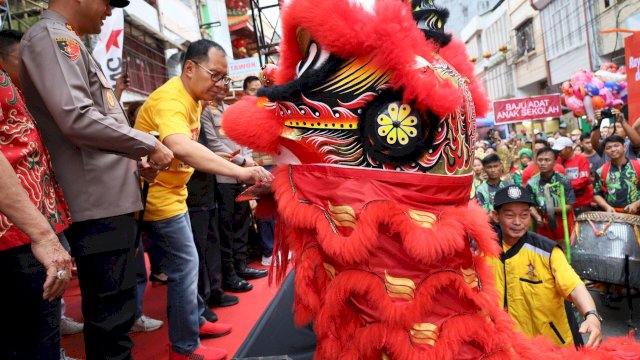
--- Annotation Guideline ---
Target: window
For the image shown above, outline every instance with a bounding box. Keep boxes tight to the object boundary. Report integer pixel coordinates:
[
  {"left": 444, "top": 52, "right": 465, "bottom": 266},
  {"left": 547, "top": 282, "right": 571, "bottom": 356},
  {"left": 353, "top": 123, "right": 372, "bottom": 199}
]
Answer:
[
  {"left": 604, "top": 0, "right": 611, "bottom": 8},
  {"left": 541, "top": 0, "right": 586, "bottom": 60},
  {"left": 515, "top": 19, "right": 534, "bottom": 58}
]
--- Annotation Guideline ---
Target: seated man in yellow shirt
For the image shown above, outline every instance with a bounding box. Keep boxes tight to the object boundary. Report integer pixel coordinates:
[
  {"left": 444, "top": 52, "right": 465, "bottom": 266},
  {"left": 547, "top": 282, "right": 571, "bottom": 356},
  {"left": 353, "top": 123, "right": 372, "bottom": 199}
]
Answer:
[
  {"left": 134, "top": 39, "right": 272, "bottom": 360},
  {"left": 487, "top": 185, "right": 602, "bottom": 348}
]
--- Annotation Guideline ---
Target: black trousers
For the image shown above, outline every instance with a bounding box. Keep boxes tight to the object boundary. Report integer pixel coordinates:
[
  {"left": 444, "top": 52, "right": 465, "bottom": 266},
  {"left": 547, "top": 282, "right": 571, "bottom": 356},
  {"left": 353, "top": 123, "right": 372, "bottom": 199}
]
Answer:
[
  {"left": 0, "top": 244, "right": 61, "bottom": 360},
  {"left": 65, "top": 214, "right": 137, "bottom": 360},
  {"left": 216, "top": 183, "right": 251, "bottom": 276},
  {"left": 189, "top": 208, "right": 223, "bottom": 303}
]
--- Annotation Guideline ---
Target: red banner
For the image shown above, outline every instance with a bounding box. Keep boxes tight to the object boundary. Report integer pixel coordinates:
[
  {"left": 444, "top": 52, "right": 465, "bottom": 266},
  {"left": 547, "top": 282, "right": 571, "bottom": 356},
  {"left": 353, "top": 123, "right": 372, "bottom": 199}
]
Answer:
[
  {"left": 493, "top": 94, "right": 562, "bottom": 124},
  {"left": 626, "top": 33, "right": 640, "bottom": 124}
]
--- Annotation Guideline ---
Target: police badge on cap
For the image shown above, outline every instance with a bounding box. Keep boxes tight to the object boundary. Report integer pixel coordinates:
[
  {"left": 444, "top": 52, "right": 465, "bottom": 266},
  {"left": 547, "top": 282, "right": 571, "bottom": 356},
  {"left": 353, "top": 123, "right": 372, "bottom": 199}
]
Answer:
[{"left": 493, "top": 185, "right": 534, "bottom": 209}]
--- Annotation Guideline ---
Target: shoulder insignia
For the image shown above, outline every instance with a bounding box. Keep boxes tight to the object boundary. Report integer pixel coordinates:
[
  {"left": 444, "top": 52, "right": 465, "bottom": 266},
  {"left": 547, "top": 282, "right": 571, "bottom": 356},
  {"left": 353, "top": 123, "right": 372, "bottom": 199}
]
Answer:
[
  {"left": 65, "top": 23, "right": 78, "bottom": 37},
  {"left": 56, "top": 37, "right": 80, "bottom": 61},
  {"left": 106, "top": 90, "right": 116, "bottom": 108}
]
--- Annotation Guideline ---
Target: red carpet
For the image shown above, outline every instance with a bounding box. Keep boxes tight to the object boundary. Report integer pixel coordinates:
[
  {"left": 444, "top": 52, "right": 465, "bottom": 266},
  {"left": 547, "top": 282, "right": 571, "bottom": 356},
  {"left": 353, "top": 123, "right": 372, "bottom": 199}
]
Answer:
[{"left": 61, "top": 259, "right": 282, "bottom": 359}]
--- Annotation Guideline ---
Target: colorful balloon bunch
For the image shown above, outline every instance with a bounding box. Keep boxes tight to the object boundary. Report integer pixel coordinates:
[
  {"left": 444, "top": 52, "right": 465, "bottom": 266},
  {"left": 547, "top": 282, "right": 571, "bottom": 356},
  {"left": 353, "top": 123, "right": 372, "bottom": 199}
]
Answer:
[{"left": 561, "top": 63, "right": 627, "bottom": 119}]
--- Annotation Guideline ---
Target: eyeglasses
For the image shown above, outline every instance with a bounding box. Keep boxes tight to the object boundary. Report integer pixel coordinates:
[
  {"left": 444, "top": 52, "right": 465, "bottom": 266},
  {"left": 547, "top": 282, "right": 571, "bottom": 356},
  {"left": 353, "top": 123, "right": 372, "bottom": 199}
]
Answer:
[{"left": 192, "top": 61, "right": 231, "bottom": 84}]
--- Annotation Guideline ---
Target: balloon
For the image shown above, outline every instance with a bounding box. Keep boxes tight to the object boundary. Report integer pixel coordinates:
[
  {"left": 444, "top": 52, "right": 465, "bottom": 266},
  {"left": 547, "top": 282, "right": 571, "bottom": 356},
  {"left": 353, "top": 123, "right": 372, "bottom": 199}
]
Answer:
[
  {"left": 592, "top": 77, "right": 604, "bottom": 89},
  {"left": 617, "top": 66, "right": 626, "bottom": 75},
  {"left": 565, "top": 95, "right": 584, "bottom": 113},
  {"left": 600, "top": 87, "right": 614, "bottom": 106},
  {"left": 585, "top": 83, "right": 600, "bottom": 96},
  {"left": 612, "top": 99, "right": 624, "bottom": 109},
  {"left": 620, "top": 88, "right": 628, "bottom": 102},
  {"left": 573, "top": 84, "right": 586, "bottom": 99},
  {"left": 600, "top": 62, "right": 618, "bottom": 73},
  {"left": 571, "top": 69, "right": 592, "bottom": 85},
  {"left": 595, "top": 70, "right": 625, "bottom": 82},
  {"left": 619, "top": 81, "right": 627, "bottom": 91},
  {"left": 605, "top": 80, "right": 622, "bottom": 94},
  {"left": 561, "top": 81, "right": 573, "bottom": 95},
  {"left": 591, "top": 95, "right": 606, "bottom": 110},
  {"left": 583, "top": 95, "right": 596, "bottom": 121}
]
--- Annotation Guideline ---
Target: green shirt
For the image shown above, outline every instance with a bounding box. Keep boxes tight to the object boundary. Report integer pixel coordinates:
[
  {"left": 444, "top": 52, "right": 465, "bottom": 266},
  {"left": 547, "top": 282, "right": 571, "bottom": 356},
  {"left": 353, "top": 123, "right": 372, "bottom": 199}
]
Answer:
[
  {"left": 476, "top": 180, "right": 511, "bottom": 211},
  {"left": 594, "top": 160, "right": 640, "bottom": 208}
]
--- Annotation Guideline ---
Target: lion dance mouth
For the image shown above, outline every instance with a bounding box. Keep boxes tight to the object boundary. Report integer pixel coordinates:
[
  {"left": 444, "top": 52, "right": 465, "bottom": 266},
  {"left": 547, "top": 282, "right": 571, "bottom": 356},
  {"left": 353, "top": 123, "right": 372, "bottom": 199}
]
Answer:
[{"left": 221, "top": 0, "right": 640, "bottom": 359}]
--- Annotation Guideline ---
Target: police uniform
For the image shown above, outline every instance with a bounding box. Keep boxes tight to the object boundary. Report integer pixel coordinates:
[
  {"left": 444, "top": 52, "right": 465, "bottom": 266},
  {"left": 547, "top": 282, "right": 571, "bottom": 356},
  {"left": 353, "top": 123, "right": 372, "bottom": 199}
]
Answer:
[{"left": 20, "top": 3, "right": 156, "bottom": 359}]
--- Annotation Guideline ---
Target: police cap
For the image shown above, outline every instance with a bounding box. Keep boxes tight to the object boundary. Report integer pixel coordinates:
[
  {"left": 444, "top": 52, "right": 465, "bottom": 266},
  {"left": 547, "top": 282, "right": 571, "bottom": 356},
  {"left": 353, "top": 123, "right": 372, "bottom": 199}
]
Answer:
[
  {"left": 110, "top": 0, "right": 130, "bottom": 8},
  {"left": 493, "top": 185, "right": 534, "bottom": 209}
]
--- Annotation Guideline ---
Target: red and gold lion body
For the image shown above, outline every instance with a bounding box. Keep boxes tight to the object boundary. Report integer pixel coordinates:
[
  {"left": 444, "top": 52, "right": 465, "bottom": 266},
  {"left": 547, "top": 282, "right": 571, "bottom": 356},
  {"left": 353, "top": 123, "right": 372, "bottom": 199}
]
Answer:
[{"left": 222, "top": 0, "right": 639, "bottom": 358}]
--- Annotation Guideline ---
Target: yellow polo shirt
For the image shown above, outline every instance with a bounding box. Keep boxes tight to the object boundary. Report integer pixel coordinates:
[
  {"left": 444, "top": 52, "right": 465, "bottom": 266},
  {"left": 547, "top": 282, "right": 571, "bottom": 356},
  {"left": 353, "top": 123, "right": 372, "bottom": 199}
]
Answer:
[{"left": 134, "top": 77, "right": 202, "bottom": 221}]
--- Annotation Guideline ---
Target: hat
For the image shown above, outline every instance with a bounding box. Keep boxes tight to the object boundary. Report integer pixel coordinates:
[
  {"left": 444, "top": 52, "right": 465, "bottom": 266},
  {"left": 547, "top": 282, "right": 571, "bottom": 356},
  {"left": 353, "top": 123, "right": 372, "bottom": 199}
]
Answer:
[
  {"left": 559, "top": 123, "right": 567, "bottom": 128},
  {"left": 110, "top": 0, "right": 130, "bottom": 8},
  {"left": 571, "top": 129, "right": 582, "bottom": 136},
  {"left": 493, "top": 185, "right": 534, "bottom": 209},
  {"left": 533, "top": 129, "right": 540, "bottom": 134},
  {"left": 552, "top": 136, "right": 574, "bottom": 151}
]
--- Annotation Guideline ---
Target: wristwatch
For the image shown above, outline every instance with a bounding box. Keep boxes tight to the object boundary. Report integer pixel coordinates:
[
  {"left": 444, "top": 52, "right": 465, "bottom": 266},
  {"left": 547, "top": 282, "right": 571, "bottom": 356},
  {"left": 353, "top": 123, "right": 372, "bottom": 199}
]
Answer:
[{"left": 583, "top": 310, "right": 603, "bottom": 323}]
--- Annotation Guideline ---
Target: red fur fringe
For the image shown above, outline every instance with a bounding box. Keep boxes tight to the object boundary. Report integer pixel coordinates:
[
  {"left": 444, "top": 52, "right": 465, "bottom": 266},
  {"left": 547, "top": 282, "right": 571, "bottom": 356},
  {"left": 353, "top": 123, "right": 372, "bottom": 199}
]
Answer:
[
  {"left": 276, "top": 0, "right": 489, "bottom": 117},
  {"left": 220, "top": 96, "right": 283, "bottom": 153}
]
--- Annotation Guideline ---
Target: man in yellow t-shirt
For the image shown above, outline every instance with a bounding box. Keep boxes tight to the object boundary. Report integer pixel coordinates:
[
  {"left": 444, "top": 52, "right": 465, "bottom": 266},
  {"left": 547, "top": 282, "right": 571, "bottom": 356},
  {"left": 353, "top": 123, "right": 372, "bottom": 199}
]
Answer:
[
  {"left": 487, "top": 185, "right": 602, "bottom": 349},
  {"left": 134, "top": 39, "right": 272, "bottom": 360}
]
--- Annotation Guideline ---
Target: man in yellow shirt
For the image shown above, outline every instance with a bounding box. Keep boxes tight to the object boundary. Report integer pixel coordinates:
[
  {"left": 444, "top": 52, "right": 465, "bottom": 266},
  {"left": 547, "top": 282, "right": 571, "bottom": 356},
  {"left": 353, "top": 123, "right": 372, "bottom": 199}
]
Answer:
[
  {"left": 488, "top": 185, "right": 602, "bottom": 348},
  {"left": 134, "top": 40, "right": 272, "bottom": 360}
]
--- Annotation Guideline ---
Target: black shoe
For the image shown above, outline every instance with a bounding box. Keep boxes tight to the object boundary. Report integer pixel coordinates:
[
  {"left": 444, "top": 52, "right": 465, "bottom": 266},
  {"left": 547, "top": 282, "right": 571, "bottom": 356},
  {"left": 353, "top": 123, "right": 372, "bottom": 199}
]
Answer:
[
  {"left": 209, "top": 293, "right": 239, "bottom": 308},
  {"left": 236, "top": 264, "right": 268, "bottom": 280},
  {"left": 203, "top": 307, "right": 218, "bottom": 322},
  {"left": 223, "top": 276, "right": 253, "bottom": 293}
]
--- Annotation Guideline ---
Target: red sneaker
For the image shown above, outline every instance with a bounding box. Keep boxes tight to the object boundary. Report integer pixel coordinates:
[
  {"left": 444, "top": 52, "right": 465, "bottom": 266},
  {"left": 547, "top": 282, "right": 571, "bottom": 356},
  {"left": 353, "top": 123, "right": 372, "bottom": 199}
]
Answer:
[
  {"left": 199, "top": 321, "right": 232, "bottom": 338},
  {"left": 169, "top": 345, "right": 228, "bottom": 360}
]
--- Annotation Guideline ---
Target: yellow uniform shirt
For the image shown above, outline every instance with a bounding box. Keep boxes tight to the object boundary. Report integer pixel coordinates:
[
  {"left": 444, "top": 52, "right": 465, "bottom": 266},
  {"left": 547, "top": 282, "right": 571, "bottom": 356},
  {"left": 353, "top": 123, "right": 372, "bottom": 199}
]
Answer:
[
  {"left": 488, "top": 231, "right": 584, "bottom": 346},
  {"left": 134, "top": 77, "right": 202, "bottom": 221}
]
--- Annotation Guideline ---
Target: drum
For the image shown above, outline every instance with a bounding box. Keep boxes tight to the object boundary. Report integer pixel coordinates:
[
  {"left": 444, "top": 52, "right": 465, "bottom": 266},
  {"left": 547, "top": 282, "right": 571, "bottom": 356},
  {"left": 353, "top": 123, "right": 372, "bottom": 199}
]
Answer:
[{"left": 572, "top": 211, "right": 640, "bottom": 287}]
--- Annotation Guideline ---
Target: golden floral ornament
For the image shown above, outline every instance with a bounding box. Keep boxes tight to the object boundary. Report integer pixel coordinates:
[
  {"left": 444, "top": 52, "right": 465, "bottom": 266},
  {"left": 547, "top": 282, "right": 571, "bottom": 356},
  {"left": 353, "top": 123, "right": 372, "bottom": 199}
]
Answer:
[
  {"left": 499, "top": 44, "right": 509, "bottom": 54},
  {"left": 482, "top": 51, "right": 492, "bottom": 59},
  {"left": 469, "top": 55, "right": 477, "bottom": 63},
  {"left": 377, "top": 103, "right": 418, "bottom": 146}
]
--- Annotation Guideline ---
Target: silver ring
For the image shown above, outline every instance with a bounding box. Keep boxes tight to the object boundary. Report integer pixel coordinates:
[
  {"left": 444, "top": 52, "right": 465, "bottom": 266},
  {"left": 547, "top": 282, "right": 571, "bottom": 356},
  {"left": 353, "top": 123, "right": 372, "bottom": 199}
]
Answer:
[{"left": 56, "top": 270, "right": 67, "bottom": 280}]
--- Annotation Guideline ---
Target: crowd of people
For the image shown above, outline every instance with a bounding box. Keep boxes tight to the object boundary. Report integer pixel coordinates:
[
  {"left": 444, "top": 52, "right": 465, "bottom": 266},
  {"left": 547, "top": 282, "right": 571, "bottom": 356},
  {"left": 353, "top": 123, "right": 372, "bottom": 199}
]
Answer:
[
  {"left": 471, "top": 109, "right": 640, "bottom": 347},
  {"left": 0, "top": 0, "right": 274, "bottom": 359}
]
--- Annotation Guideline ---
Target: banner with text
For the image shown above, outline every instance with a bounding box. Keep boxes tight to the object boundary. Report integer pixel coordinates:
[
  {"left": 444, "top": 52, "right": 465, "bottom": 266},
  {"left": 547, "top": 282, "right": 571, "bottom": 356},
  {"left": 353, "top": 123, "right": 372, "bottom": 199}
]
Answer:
[
  {"left": 625, "top": 32, "right": 640, "bottom": 125},
  {"left": 92, "top": 8, "right": 125, "bottom": 87},
  {"left": 493, "top": 94, "right": 562, "bottom": 124},
  {"left": 228, "top": 57, "right": 262, "bottom": 86}
]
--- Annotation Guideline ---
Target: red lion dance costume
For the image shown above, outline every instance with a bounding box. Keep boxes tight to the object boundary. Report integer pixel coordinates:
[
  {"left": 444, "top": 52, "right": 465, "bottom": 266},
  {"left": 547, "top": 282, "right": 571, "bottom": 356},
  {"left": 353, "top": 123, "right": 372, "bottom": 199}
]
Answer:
[{"left": 223, "top": 0, "right": 640, "bottom": 358}]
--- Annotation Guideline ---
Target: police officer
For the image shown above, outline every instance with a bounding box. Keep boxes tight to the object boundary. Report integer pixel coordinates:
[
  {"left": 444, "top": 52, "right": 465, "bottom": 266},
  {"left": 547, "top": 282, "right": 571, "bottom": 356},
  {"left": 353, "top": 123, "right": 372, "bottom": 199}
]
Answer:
[
  {"left": 20, "top": 0, "right": 173, "bottom": 359},
  {"left": 488, "top": 185, "right": 602, "bottom": 348}
]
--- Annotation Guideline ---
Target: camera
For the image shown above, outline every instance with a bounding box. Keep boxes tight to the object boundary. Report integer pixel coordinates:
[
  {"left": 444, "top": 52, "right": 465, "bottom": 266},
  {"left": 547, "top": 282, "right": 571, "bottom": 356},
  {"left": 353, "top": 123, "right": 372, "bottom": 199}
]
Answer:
[{"left": 600, "top": 108, "right": 613, "bottom": 120}]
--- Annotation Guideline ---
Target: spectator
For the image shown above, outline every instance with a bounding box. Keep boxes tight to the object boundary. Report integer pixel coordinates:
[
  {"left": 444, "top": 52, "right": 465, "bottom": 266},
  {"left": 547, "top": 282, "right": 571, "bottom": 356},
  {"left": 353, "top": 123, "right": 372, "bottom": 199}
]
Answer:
[
  {"left": 581, "top": 133, "right": 604, "bottom": 173},
  {"left": 554, "top": 137, "right": 593, "bottom": 215},
  {"left": 208, "top": 84, "right": 269, "bottom": 291},
  {"left": 558, "top": 122, "right": 568, "bottom": 137},
  {"left": 488, "top": 185, "right": 602, "bottom": 348},
  {"left": 0, "top": 62, "right": 73, "bottom": 359},
  {"left": 527, "top": 147, "right": 576, "bottom": 244},
  {"left": 20, "top": 1, "right": 174, "bottom": 358},
  {"left": 511, "top": 148, "right": 532, "bottom": 187},
  {"left": 591, "top": 109, "right": 640, "bottom": 162},
  {"left": 593, "top": 135, "right": 640, "bottom": 214},
  {"left": 133, "top": 39, "right": 272, "bottom": 360},
  {"left": 571, "top": 129, "right": 582, "bottom": 144},
  {"left": 521, "top": 139, "right": 566, "bottom": 187},
  {"left": 470, "top": 157, "right": 484, "bottom": 200},
  {"left": 243, "top": 75, "right": 261, "bottom": 96},
  {"left": 476, "top": 154, "right": 512, "bottom": 213}
]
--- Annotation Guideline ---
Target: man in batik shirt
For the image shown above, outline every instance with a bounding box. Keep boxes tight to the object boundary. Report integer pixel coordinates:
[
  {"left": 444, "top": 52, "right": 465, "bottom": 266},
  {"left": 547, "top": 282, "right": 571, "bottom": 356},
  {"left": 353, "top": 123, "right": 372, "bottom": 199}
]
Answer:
[{"left": 0, "top": 64, "right": 72, "bottom": 359}]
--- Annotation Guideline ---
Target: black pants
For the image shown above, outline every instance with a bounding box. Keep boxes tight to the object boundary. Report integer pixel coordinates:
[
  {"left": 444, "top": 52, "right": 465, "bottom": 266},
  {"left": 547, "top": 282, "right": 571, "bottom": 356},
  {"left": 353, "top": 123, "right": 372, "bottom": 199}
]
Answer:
[
  {"left": 65, "top": 214, "right": 137, "bottom": 360},
  {"left": 189, "top": 208, "right": 223, "bottom": 303},
  {"left": 216, "top": 183, "right": 251, "bottom": 276},
  {"left": 0, "top": 244, "right": 61, "bottom": 360}
]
